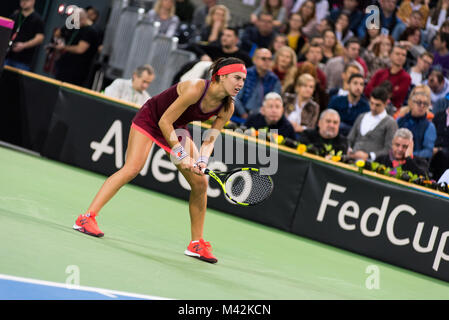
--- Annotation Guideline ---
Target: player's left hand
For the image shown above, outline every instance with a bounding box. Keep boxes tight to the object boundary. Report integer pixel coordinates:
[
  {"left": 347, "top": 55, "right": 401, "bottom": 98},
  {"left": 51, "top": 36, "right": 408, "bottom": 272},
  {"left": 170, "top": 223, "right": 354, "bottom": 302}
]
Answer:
[{"left": 193, "top": 161, "right": 207, "bottom": 176}]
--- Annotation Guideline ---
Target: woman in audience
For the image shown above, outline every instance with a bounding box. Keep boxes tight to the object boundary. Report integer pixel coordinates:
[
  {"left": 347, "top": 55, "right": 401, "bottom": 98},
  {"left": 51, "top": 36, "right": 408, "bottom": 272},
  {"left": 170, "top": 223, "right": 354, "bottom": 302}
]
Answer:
[
  {"left": 334, "top": 12, "right": 353, "bottom": 45},
  {"left": 198, "top": 4, "right": 230, "bottom": 43},
  {"left": 362, "top": 34, "right": 394, "bottom": 79},
  {"left": 321, "top": 29, "right": 343, "bottom": 64},
  {"left": 360, "top": 27, "right": 381, "bottom": 51},
  {"left": 296, "top": 0, "right": 318, "bottom": 38},
  {"left": 399, "top": 27, "right": 427, "bottom": 60},
  {"left": 147, "top": 0, "right": 180, "bottom": 37},
  {"left": 426, "top": 0, "right": 449, "bottom": 36},
  {"left": 281, "top": 12, "right": 308, "bottom": 56},
  {"left": 285, "top": 73, "right": 320, "bottom": 138},
  {"left": 251, "top": 0, "right": 286, "bottom": 28},
  {"left": 397, "top": 0, "right": 429, "bottom": 29},
  {"left": 272, "top": 45, "right": 298, "bottom": 85},
  {"left": 269, "top": 34, "right": 289, "bottom": 55}
]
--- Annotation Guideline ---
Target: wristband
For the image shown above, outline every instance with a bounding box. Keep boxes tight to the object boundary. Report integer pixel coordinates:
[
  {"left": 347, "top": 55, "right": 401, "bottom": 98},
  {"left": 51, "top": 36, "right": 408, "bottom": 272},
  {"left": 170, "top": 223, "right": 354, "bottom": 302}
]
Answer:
[
  {"left": 196, "top": 155, "right": 209, "bottom": 166},
  {"left": 172, "top": 145, "right": 188, "bottom": 161}
]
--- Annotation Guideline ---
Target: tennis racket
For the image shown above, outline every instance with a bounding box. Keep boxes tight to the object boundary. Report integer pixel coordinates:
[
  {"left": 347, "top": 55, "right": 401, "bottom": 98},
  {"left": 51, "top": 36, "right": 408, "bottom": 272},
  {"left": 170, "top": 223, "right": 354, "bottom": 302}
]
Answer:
[{"left": 202, "top": 167, "right": 274, "bottom": 206}]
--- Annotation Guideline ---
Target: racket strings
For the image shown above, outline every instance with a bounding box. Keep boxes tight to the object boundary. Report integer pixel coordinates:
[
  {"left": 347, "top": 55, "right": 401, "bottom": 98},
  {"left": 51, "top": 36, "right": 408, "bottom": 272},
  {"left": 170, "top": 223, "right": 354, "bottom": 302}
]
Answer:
[{"left": 227, "top": 170, "right": 273, "bottom": 205}]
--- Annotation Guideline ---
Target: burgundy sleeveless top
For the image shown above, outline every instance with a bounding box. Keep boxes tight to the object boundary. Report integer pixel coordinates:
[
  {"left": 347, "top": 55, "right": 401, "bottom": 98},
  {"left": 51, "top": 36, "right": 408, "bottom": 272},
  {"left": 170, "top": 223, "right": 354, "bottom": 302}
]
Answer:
[{"left": 132, "top": 80, "right": 224, "bottom": 150}]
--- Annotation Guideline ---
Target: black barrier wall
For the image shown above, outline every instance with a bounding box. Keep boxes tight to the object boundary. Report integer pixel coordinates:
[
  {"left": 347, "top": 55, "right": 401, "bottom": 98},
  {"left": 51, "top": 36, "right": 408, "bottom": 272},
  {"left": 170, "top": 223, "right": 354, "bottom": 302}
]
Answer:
[{"left": 2, "top": 68, "right": 449, "bottom": 283}]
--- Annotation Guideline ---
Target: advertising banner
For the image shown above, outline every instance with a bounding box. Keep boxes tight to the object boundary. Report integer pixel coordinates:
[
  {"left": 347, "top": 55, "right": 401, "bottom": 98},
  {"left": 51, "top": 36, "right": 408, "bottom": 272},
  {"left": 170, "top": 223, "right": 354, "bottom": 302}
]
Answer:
[{"left": 291, "top": 162, "right": 449, "bottom": 282}]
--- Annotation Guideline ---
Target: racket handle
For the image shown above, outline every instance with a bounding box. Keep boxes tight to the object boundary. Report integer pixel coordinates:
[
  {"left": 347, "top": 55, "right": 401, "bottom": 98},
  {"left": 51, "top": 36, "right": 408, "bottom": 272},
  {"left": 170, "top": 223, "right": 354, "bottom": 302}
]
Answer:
[{"left": 201, "top": 168, "right": 209, "bottom": 174}]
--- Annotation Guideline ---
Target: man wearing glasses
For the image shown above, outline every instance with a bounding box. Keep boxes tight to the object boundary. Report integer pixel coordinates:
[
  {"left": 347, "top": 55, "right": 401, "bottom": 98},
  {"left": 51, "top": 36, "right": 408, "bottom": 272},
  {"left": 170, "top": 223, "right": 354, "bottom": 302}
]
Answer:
[
  {"left": 234, "top": 48, "right": 281, "bottom": 120},
  {"left": 397, "top": 89, "right": 437, "bottom": 160}
]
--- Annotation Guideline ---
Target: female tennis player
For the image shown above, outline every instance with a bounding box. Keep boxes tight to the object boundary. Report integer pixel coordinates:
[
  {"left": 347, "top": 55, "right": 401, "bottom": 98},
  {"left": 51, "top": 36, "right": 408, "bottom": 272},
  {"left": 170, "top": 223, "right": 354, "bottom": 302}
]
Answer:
[{"left": 73, "top": 57, "right": 247, "bottom": 264}]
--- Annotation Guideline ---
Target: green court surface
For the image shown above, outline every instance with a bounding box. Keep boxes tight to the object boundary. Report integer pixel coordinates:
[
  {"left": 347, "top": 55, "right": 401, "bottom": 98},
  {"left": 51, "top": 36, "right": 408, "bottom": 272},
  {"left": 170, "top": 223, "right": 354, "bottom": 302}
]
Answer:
[{"left": 1, "top": 145, "right": 449, "bottom": 300}]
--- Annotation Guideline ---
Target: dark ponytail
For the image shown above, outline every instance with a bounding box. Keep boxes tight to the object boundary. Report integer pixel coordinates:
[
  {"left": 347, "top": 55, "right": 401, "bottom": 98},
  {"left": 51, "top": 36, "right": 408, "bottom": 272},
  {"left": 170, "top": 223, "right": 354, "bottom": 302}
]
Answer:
[{"left": 209, "top": 57, "right": 246, "bottom": 113}]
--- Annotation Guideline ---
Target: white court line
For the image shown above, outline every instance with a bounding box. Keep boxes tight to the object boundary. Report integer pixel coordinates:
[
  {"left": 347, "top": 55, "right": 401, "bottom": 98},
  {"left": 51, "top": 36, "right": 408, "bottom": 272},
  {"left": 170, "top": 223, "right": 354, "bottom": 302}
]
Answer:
[{"left": 0, "top": 273, "right": 172, "bottom": 300}]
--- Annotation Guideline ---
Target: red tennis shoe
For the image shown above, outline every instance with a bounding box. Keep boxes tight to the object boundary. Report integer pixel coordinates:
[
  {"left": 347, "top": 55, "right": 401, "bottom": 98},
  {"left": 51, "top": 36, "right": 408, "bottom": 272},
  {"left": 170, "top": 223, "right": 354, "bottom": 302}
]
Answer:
[
  {"left": 184, "top": 239, "right": 218, "bottom": 264},
  {"left": 73, "top": 212, "right": 104, "bottom": 237}
]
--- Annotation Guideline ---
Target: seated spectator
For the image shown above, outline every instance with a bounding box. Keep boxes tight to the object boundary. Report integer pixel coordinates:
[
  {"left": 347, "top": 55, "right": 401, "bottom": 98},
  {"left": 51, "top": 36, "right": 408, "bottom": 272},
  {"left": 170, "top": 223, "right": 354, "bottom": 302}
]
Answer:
[
  {"left": 397, "top": 88, "right": 437, "bottom": 159},
  {"left": 285, "top": 73, "right": 320, "bottom": 137},
  {"left": 234, "top": 48, "right": 282, "bottom": 119},
  {"left": 251, "top": 0, "right": 286, "bottom": 28},
  {"left": 360, "top": 26, "right": 381, "bottom": 53},
  {"left": 329, "top": 0, "right": 363, "bottom": 34},
  {"left": 291, "top": 0, "right": 330, "bottom": 23},
  {"left": 396, "top": 0, "right": 429, "bottom": 30},
  {"left": 174, "top": 27, "right": 253, "bottom": 84},
  {"left": 198, "top": 4, "right": 230, "bottom": 44},
  {"left": 328, "top": 73, "right": 370, "bottom": 136},
  {"left": 423, "top": 68, "right": 449, "bottom": 106},
  {"left": 104, "top": 65, "right": 154, "bottom": 106},
  {"left": 392, "top": 9, "right": 426, "bottom": 41},
  {"left": 432, "top": 31, "right": 449, "bottom": 77},
  {"left": 347, "top": 86, "right": 398, "bottom": 161},
  {"left": 269, "top": 34, "right": 289, "bottom": 55},
  {"left": 296, "top": 0, "right": 318, "bottom": 38},
  {"left": 425, "top": 0, "right": 449, "bottom": 43},
  {"left": 321, "top": 29, "right": 344, "bottom": 65},
  {"left": 194, "top": 27, "right": 253, "bottom": 67},
  {"left": 299, "top": 109, "right": 349, "bottom": 156},
  {"left": 430, "top": 105, "right": 449, "bottom": 179},
  {"left": 296, "top": 35, "right": 323, "bottom": 62},
  {"left": 191, "top": 0, "right": 217, "bottom": 31},
  {"left": 376, "top": 128, "right": 429, "bottom": 176},
  {"left": 362, "top": 34, "right": 394, "bottom": 79},
  {"left": 408, "top": 51, "right": 434, "bottom": 86},
  {"left": 5, "top": 0, "right": 45, "bottom": 71},
  {"left": 311, "top": 17, "right": 335, "bottom": 38},
  {"left": 364, "top": 44, "right": 411, "bottom": 110},
  {"left": 240, "top": 12, "right": 278, "bottom": 56},
  {"left": 272, "top": 45, "right": 297, "bottom": 85},
  {"left": 281, "top": 12, "right": 307, "bottom": 56},
  {"left": 334, "top": 12, "right": 354, "bottom": 45},
  {"left": 324, "top": 37, "right": 364, "bottom": 91},
  {"left": 377, "top": 80, "right": 397, "bottom": 116},
  {"left": 147, "top": 0, "right": 180, "bottom": 37},
  {"left": 245, "top": 92, "right": 296, "bottom": 140},
  {"left": 54, "top": 8, "right": 99, "bottom": 87},
  {"left": 327, "top": 63, "right": 361, "bottom": 98},
  {"left": 393, "top": 84, "right": 433, "bottom": 119},
  {"left": 398, "top": 27, "right": 426, "bottom": 65},
  {"left": 298, "top": 43, "right": 327, "bottom": 90}
]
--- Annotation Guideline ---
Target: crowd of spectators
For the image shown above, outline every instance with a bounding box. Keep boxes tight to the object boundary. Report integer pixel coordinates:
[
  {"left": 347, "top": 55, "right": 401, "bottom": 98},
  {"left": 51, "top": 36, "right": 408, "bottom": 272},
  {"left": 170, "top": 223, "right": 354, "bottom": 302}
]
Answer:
[{"left": 5, "top": 0, "right": 449, "bottom": 181}]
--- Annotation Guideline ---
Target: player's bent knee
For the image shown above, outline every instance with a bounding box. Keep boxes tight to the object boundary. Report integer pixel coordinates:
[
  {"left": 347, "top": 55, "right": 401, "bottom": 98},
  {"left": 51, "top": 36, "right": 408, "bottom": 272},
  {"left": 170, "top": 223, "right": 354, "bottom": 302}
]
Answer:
[
  {"left": 121, "top": 163, "right": 143, "bottom": 180},
  {"left": 190, "top": 175, "right": 208, "bottom": 194}
]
